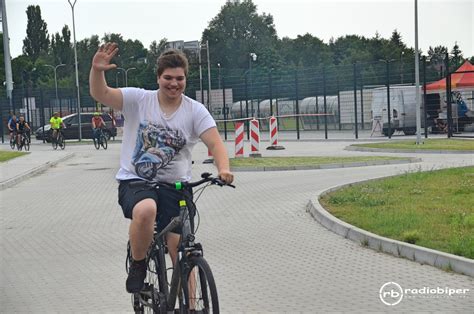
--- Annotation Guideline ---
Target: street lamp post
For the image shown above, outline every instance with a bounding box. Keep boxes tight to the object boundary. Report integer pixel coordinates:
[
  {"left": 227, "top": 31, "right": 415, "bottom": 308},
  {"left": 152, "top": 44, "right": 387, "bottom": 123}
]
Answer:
[
  {"left": 249, "top": 53, "right": 257, "bottom": 116},
  {"left": 44, "top": 63, "right": 66, "bottom": 113},
  {"left": 117, "top": 67, "right": 136, "bottom": 87},
  {"left": 67, "top": 0, "right": 82, "bottom": 141}
]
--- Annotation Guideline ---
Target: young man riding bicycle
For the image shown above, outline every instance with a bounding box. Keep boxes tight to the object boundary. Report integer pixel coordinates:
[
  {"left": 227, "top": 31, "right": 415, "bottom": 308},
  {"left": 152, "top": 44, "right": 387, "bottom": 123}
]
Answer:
[
  {"left": 89, "top": 42, "right": 234, "bottom": 293},
  {"left": 16, "top": 115, "right": 31, "bottom": 146},
  {"left": 50, "top": 112, "right": 66, "bottom": 143},
  {"left": 8, "top": 114, "right": 18, "bottom": 145},
  {"left": 91, "top": 112, "right": 106, "bottom": 142}
]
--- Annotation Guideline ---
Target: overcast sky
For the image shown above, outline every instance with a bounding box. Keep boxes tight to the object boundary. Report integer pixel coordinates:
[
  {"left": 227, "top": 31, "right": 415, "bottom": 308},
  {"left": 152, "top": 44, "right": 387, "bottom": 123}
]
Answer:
[{"left": 3, "top": 0, "right": 474, "bottom": 59}]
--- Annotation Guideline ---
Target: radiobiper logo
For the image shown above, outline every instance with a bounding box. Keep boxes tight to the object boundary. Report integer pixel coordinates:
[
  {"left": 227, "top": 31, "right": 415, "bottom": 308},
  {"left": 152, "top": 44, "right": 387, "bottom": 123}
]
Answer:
[
  {"left": 379, "top": 282, "right": 404, "bottom": 306},
  {"left": 379, "top": 282, "right": 471, "bottom": 306}
]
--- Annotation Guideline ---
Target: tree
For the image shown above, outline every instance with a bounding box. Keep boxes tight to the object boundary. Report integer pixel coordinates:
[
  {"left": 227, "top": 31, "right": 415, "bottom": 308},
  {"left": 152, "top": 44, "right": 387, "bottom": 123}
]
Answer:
[
  {"left": 428, "top": 45, "right": 448, "bottom": 76},
  {"left": 22, "top": 5, "right": 49, "bottom": 61},
  {"left": 202, "top": 0, "right": 279, "bottom": 70},
  {"left": 278, "top": 33, "right": 332, "bottom": 69},
  {"left": 50, "top": 25, "right": 73, "bottom": 66},
  {"left": 450, "top": 42, "right": 463, "bottom": 68}
]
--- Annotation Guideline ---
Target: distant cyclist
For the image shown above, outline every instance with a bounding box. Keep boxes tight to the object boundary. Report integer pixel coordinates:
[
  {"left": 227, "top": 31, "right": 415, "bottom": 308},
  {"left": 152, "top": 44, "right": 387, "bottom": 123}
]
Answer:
[
  {"left": 91, "top": 112, "right": 106, "bottom": 142},
  {"left": 50, "top": 112, "right": 66, "bottom": 142},
  {"left": 7, "top": 114, "right": 18, "bottom": 144},
  {"left": 16, "top": 116, "right": 31, "bottom": 145}
]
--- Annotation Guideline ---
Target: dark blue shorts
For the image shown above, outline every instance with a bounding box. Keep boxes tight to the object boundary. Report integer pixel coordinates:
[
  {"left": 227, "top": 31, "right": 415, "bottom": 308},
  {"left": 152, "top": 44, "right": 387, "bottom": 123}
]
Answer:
[{"left": 118, "top": 179, "right": 194, "bottom": 234}]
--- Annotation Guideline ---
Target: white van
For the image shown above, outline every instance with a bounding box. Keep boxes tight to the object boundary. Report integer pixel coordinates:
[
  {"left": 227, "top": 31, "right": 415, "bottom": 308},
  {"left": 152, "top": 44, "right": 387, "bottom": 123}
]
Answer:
[{"left": 371, "top": 85, "right": 423, "bottom": 136}]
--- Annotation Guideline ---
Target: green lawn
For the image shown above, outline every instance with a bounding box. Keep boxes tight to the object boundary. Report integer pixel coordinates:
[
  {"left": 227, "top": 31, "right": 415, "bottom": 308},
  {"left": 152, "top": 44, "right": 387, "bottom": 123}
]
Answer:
[
  {"left": 352, "top": 139, "right": 474, "bottom": 151},
  {"left": 230, "top": 156, "right": 406, "bottom": 167},
  {"left": 319, "top": 166, "right": 474, "bottom": 259},
  {"left": 0, "top": 151, "right": 27, "bottom": 162}
]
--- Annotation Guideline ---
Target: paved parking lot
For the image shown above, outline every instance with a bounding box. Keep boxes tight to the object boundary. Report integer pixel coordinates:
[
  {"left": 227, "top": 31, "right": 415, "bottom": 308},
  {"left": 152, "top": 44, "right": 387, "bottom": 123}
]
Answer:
[{"left": 1, "top": 139, "right": 473, "bottom": 313}]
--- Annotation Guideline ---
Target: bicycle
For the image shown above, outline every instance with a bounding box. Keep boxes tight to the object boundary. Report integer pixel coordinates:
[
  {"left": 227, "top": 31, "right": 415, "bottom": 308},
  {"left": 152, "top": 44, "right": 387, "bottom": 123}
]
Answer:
[
  {"left": 17, "top": 132, "right": 30, "bottom": 151},
  {"left": 52, "top": 129, "right": 66, "bottom": 150},
  {"left": 125, "top": 172, "right": 235, "bottom": 314},
  {"left": 93, "top": 128, "right": 108, "bottom": 150}
]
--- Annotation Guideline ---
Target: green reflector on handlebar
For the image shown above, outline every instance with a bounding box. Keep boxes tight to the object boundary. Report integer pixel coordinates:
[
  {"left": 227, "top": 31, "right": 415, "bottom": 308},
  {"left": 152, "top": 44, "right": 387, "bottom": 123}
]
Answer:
[
  {"left": 179, "top": 200, "right": 187, "bottom": 207},
  {"left": 175, "top": 181, "right": 182, "bottom": 190}
]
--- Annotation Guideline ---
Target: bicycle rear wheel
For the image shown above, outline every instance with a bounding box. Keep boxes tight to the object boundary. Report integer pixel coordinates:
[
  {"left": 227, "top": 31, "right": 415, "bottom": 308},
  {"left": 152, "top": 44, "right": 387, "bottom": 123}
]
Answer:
[
  {"left": 127, "top": 243, "right": 163, "bottom": 314},
  {"left": 180, "top": 256, "right": 219, "bottom": 313},
  {"left": 100, "top": 135, "right": 108, "bottom": 150}
]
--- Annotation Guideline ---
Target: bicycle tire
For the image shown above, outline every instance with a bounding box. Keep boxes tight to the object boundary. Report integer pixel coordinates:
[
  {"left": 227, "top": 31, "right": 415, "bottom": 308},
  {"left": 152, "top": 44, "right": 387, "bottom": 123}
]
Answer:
[
  {"left": 179, "top": 256, "right": 219, "bottom": 313},
  {"left": 10, "top": 138, "right": 16, "bottom": 150},
  {"left": 128, "top": 244, "right": 163, "bottom": 314},
  {"left": 94, "top": 137, "right": 100, "bottom": 150},
  {"left": 59, "top": 135, "right": 66, "bottom": 150},
  {"left": 52, "top": 137, "right": 58, "bottom": 150},
  {"left": 101, "top": 135, "right": 108, "bottom": 150},
  {"left": 24, "top": 137, "right": 30, "bottom": 151}
]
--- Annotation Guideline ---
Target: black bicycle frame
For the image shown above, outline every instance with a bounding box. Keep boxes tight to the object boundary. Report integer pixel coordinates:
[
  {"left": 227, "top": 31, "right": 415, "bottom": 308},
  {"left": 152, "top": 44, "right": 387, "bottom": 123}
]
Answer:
[{"left": 152, "top": 201, "right": 197, "bottom": 312}]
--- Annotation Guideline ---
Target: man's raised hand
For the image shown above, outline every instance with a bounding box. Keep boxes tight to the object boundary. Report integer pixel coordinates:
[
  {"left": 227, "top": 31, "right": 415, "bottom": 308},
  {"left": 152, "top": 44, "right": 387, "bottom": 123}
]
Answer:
[{"left": 92, "top": 42, "right": 119, "bottom": 72}]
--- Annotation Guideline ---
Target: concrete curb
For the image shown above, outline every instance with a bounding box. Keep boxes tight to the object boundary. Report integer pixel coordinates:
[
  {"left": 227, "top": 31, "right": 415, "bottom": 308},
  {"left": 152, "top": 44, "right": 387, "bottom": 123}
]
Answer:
[
  {"left": 0, "top": 153, "right": 75, "bottom": 191},
  {"left": 231, "top": 157, "right": 421, "bottom": 172},
  {"left": 345, "top": 145, "right": 474, "bottom": 154},
  {"left": 306, "top": 180, "right": 474, "bottom": 278}
]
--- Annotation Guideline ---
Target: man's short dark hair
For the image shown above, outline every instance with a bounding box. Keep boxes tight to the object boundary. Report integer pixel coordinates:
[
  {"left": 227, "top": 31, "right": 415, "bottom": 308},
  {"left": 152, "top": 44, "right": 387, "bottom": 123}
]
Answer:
[{"left": 156, "top": 49, "right": 189, "bottom": 77}]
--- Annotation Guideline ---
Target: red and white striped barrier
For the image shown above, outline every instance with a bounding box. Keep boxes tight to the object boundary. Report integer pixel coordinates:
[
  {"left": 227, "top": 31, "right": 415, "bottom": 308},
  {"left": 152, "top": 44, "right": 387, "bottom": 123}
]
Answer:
[
  {"left": 250, "top": 119, "right": 262, "bottom": 157},
  {"left": 270, "top": 116, "right": 278, "bottom": 146},
  {"left": 235, "top": 122, "right": 244, "bottom": 158},
  {"left": 267, "top": 116, "right": 285, "bottom": 150}
]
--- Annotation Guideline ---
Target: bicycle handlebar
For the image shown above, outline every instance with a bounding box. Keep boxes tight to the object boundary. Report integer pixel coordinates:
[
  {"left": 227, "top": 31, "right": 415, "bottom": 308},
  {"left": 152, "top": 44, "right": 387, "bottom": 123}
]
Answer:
[{"left": 129, "top": 172, "right": 236, "bottom": 190}]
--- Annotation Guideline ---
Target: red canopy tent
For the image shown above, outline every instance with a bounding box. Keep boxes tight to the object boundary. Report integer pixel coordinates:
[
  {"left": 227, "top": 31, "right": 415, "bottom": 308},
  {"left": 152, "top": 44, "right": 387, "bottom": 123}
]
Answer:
[{"left": 425, "top": 60, "right": 474, "bottom": 93}]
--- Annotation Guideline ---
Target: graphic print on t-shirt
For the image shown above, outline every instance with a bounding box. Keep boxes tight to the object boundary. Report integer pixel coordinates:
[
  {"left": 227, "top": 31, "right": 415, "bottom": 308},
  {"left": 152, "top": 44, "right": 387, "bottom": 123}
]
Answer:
[{"left": 132, "top": 121, "right": 186, "bottom": 180}]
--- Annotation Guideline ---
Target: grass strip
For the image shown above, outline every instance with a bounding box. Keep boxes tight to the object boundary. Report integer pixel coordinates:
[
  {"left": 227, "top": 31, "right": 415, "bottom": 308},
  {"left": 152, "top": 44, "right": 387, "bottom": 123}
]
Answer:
[
  {"left": 352, "top": 139, "right": 474, "bottom": 151},
  {"left": 230, "top": 156, "right": 405, "bottom": 167},
  {"left": 0, "top": 151, "right": 27, "bottom": 162},
  {"left": 319, "top": 166, "right": 474, "bottom": 259}
]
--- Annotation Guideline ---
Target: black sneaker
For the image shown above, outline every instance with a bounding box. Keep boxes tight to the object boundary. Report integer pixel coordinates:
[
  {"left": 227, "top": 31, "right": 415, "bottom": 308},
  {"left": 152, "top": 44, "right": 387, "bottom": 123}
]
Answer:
[{"left": 126, "top": 259, "right": 147, "bottom": 293}]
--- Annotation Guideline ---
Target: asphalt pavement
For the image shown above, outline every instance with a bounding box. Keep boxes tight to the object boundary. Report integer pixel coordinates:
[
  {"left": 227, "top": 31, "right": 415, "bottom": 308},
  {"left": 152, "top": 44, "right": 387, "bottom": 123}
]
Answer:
[{"left": 1, "top": 138, "right": 473, "bottom": 313}]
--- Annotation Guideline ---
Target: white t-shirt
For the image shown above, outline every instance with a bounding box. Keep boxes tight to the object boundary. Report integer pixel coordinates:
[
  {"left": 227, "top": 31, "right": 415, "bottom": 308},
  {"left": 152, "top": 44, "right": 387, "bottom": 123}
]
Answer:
[{"left": 116, "top": 88, "right": 216, "bottom": 183}]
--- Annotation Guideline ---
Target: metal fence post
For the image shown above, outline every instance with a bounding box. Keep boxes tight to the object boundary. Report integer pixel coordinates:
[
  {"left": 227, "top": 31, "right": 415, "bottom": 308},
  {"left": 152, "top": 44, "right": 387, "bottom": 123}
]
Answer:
[
  {"left": 445, "top": 52, "right": 453, "bottom": 138},
  {"left": 337, "top": 75, "right": 341, "bottom": 130},
  {"left": 422, "top": 56, "right": 428, "bottom": 138},
  {"left": 323, "top": 67, "right": 328, "bottom": 139},
  {"left": 295, "top": 70, "right": 300, "bottom": 140},
  {"left": 222, "top": 77, "right": 227, "bottom": 140},
  {"left": 386, "top": 61, "right": 392, "bottom": 138},
  {"left": 269, "top": 70, "right": 273, "bottom": 117},
  {"left": 245, "top": 74, "right": 250, "bottom": 140},
  {"left": 353, "top": 63, "right": 359, "bottom": 139}
]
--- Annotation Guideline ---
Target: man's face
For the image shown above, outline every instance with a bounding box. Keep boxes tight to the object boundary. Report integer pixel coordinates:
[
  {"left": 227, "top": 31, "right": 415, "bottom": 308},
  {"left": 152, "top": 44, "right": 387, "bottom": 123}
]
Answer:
[{"left": 157, "top": 67, "right": 186, "bottom": 101}]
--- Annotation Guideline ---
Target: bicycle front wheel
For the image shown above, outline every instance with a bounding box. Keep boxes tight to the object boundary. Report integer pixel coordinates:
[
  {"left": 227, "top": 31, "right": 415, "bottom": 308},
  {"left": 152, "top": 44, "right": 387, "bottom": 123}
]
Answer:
[
  {"left": 24, "top": 138, "right": 30, "bottom": 151},
  {"left": 101, "top": 135, "right": 108, "bottom": 150},
  {"left": 59, "top": 135, "right": 66, "bottom": 150},
  {"left": 180, "top": 256, "right": 219, "bottom": 313},
  {"left": 93, "top": 137, "right": 100, "bottom": 149}
]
